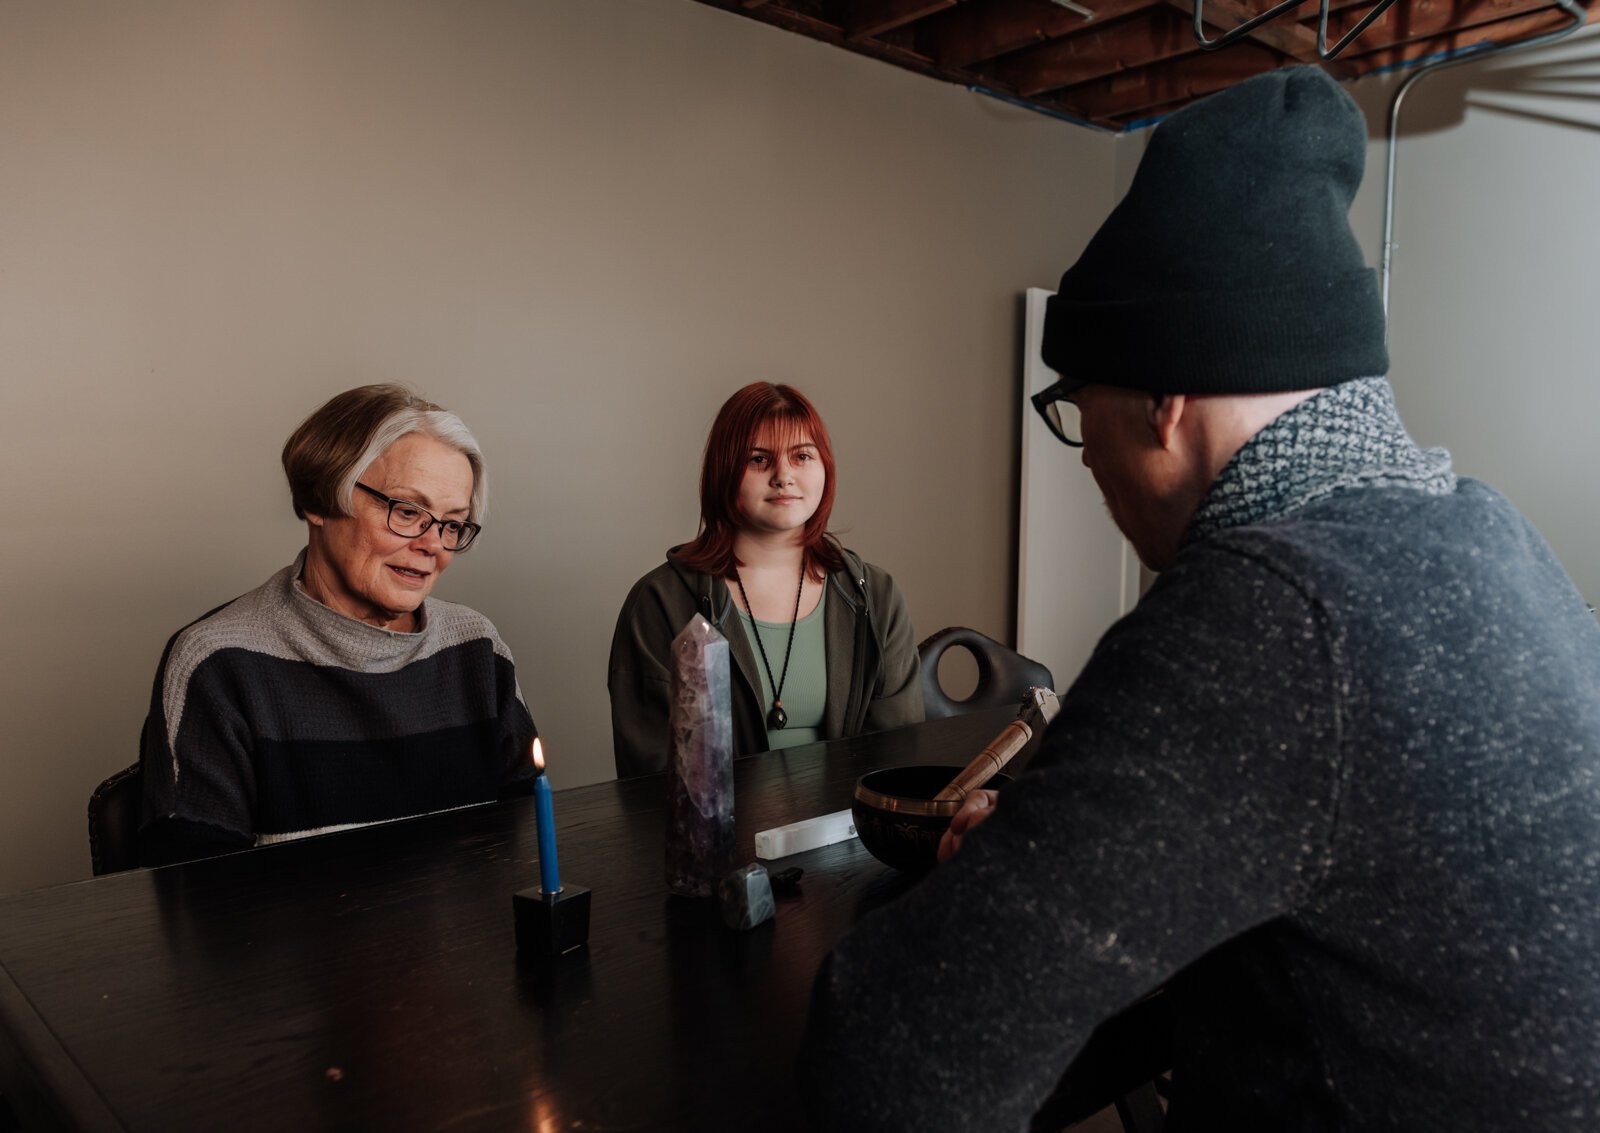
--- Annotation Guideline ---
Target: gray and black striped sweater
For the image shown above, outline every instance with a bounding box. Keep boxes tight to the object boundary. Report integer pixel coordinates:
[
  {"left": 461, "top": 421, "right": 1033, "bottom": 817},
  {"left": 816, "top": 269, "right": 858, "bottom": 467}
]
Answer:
[{"left": 139, "top": 553, "right": 536, "bottom": 864}]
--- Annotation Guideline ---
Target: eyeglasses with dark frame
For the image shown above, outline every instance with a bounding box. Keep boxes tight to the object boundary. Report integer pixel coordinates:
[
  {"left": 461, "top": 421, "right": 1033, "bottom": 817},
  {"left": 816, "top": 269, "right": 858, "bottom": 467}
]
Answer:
[
  {"left": 354, "top": 482, "right": 482, "bottom": 551},
  {"left": 1030, "top": 377, "right": 1086, "bottom": 447}
]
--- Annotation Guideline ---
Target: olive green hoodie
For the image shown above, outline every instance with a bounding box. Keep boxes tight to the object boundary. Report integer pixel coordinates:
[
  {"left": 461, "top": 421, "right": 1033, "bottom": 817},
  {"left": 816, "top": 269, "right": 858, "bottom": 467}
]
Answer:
[{"left": 607, "top": 544, "right": 923, "bottom": 778}]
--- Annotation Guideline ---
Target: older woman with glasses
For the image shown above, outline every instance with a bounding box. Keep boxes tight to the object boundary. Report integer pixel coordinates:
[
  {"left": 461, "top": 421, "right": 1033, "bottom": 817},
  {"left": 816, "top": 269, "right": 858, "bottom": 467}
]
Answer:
[{"left": 138, "top": 384, "right": 537, "bottom": 866}]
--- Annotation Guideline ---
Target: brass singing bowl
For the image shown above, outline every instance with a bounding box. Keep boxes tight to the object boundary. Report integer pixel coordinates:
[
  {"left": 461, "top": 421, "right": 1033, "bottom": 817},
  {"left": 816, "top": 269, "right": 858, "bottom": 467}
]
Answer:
[{"left": 852, "top": 765, "right": 1013, "bottom": 873}]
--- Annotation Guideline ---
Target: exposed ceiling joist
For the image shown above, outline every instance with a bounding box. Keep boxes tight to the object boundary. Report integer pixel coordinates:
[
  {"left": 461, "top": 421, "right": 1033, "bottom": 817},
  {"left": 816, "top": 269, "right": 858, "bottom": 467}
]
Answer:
[
  {"left": 846, "top": 0, "right": 958, "bottom": 39},
  {"left": 692, "top": 0, "right": 1599, "bottom": 128},
  {"left": 1169, "top": 0, "right": 1360, "bottom": 74}
]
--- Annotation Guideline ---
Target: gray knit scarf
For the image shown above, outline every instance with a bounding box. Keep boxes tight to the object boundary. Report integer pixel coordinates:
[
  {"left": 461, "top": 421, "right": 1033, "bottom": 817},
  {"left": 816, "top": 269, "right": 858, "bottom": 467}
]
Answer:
[{"left": 1185, "top": 376, "right": 1456, "bottom": 546}]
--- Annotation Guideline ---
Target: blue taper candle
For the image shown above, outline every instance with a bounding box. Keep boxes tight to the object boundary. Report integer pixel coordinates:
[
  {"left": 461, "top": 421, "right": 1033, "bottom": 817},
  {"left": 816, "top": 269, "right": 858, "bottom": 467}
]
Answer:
[{"left": 531, "top": 738, "right": 561, "bottom": 894}]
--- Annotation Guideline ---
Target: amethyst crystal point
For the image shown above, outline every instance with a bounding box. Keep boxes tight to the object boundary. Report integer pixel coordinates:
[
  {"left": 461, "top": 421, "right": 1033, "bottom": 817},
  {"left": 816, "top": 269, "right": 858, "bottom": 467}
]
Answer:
[{"left": 666, "top": 614, "right": 735, "bottom": 897}]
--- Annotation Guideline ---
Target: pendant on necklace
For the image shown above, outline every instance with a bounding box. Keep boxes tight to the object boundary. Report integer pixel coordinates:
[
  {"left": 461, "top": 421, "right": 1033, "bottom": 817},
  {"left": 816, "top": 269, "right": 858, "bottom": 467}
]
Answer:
[{"left": 768, "top": 703, "right": 788, "bottom": 730}]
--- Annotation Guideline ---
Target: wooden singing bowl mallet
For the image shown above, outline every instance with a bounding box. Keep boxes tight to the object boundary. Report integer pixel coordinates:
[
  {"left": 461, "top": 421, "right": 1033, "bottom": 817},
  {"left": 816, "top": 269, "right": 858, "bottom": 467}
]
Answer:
[{"left": 932, "top": 686, "right": 1061, "bottom": 803}]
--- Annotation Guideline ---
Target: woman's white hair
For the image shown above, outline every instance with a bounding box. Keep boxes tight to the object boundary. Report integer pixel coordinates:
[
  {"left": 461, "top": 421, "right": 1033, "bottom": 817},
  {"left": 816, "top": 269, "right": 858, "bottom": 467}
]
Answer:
[{"left": 337, "top": 407, "right": 488, "bottom": 522}]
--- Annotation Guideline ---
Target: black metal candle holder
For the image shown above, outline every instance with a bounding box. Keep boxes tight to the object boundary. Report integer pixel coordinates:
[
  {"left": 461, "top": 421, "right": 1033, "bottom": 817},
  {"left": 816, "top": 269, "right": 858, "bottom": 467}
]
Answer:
[{"left": 513, "top": 884, "right": 592, "bottom": 960}]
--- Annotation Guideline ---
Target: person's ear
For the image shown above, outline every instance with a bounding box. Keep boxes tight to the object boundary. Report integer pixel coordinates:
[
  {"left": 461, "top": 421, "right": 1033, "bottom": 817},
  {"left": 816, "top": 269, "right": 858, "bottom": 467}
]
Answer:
[
  {"left": 305, "top": 512, "right": 326, "bottom": 528},
  {"left": 1147, "top": 393, "right": 1189, "bottom": 450}
]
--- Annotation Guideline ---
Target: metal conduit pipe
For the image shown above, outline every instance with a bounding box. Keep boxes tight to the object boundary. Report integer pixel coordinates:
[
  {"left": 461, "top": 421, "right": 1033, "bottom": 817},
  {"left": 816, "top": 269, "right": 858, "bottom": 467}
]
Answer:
[
  {"left": 1380, "top": 0, "right": 1589, "bottom": 318},
  {"left": 1193, "top": 0, "right": 1401, "bottom": 60}
]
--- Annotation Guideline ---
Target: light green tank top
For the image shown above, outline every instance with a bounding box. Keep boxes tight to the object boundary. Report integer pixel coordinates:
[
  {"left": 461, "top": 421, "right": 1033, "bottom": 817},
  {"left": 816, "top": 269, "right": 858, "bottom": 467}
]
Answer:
[{"left": 737, "top": 586, "right": 828, "bottom": 751}]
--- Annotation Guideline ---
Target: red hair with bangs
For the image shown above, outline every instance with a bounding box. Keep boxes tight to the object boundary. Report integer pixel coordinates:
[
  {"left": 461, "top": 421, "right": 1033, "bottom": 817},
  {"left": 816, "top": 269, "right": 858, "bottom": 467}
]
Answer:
[{"left": 677, "top": 382, "right": 845, "bottom": 582}]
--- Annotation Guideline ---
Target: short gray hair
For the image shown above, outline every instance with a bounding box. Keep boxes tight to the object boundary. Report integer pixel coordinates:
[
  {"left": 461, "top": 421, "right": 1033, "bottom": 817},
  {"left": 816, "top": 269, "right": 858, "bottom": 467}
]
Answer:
[{"left": 282, "top": 384, "right": 489, "bottom": 523}]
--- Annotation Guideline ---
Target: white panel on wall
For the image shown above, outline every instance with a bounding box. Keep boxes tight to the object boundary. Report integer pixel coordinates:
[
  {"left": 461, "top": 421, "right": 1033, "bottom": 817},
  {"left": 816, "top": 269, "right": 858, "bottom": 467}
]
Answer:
[{"left": 1016, "top": 288, "right": 1139, "bottom": 692}]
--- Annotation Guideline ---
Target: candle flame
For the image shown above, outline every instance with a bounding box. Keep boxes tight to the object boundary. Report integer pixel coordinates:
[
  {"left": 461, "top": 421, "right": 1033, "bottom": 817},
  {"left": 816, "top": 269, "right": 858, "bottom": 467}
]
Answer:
[{"left": 531, "top": 737, "right": 545, "bottom": 772}]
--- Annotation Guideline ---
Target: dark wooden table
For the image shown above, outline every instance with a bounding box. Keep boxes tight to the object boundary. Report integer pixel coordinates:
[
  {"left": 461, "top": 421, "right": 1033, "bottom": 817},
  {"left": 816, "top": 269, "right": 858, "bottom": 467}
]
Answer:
[{"left": 0, "top": 709, "right": 1035, "bottom": 1132}]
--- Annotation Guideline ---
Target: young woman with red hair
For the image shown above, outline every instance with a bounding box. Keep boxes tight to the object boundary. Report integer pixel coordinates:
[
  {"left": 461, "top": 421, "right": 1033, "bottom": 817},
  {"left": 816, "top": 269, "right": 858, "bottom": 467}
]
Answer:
[{"left": 608, "top": 382, "right": 923, "bottom": 777}]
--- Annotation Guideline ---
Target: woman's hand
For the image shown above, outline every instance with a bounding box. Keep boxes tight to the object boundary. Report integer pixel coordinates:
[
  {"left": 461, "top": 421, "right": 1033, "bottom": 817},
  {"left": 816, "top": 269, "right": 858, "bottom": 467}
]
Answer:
[{"left": 936, "top": 789, "right": 1000, "bottom": 864}]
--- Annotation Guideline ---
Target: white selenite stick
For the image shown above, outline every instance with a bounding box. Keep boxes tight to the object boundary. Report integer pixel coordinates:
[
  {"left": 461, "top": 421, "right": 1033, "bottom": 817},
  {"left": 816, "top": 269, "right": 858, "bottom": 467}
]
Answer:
[{"left": 753, "top": 809, "right": 858, "bottom": 860}]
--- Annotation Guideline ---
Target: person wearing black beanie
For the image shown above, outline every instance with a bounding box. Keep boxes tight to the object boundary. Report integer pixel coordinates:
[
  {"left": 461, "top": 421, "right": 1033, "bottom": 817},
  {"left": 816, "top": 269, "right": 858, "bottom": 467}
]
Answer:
[
  {"left": 801, "top": 65, "right": 1600, "bottom": 1132},
  {"left": 1043, "top": 64, "right": 1388, "bottom": 394}
]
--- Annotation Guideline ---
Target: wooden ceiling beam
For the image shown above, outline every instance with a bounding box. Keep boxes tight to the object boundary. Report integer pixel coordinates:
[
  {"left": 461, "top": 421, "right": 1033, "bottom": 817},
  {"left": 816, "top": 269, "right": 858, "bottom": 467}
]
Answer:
[
  {"left": 1324, "top": 0, "right": 1585, "bottom": 50},
  {"left": 920, "top": 0, "right": 1159, "bottom": 68},
  {"left": 995, "top": 9, "right": 1199, "bottom": 95},
  {"left": 1061, "top": 42, "right": 1282, "bottom": 119},
  {"left": 689, "top": 0, "right": 993, "bottom": 89},
  {"left": 1169, "top": 0, "right": 1358, "bottom": 75},
  {"left": 689, "top": 0, "right": 1597, "bottom": 130},
  {"left": 844, "top": 0, "right": 958, "bottom": 40},
  {"left": 1344, "top": 0, "right": 1599, "bottom": 71}
]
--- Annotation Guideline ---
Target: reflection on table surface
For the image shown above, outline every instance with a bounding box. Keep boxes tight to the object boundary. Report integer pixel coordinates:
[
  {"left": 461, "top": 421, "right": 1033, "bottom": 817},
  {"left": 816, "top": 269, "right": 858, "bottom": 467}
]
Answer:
[{"left": 0, "top": 708, "right": 1037, "bottom": 1133}]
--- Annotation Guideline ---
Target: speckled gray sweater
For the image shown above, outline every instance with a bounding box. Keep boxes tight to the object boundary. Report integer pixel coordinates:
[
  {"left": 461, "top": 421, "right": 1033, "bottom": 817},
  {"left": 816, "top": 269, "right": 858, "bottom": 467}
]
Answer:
[{"left": 800, "top": 378, "right": 1600, "bottom": 1131}]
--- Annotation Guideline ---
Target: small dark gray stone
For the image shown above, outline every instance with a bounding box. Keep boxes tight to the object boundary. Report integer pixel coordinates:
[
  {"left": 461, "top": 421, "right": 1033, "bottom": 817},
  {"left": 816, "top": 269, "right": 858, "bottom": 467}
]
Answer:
[{"left": 717, "top": 863, "right": 776, "bottom": 931}]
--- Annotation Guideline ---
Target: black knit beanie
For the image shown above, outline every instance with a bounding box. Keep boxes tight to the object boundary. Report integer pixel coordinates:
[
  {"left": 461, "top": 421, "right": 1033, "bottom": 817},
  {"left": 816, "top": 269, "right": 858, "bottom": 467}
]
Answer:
[{"left": 1041, "top": 65, "right": 1388, "bottom": 394}]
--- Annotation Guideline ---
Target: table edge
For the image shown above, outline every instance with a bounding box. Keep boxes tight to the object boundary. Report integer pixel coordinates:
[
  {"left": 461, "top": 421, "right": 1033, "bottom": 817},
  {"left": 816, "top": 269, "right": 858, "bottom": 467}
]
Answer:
[{"left": 0, "top": 959, "right": 126, "bottom": 1132}]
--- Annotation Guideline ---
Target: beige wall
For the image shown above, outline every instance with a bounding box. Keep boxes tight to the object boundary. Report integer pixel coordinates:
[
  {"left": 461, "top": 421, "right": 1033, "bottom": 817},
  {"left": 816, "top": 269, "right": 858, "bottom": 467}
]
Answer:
[
  {"left": 0, "top": 0, "right": 1117, "bottom": 892},
  {"left": 1345, "top": 29, "right": 1600, "bottom": 605}
]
